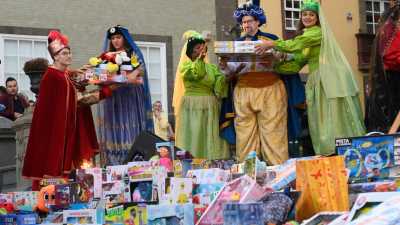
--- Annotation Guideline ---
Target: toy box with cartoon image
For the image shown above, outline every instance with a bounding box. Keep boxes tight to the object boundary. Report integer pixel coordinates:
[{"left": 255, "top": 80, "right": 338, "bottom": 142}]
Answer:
[
  {"left": 336, "top": 134, "right": 400, "bottom": 182},
  {"left": 103, "top": 180, "right": 131, "bottom": 204},
  {"left": 169, "top": 178, "right": 193, "bottom": 205},
  {"left": 75, "top": 168, "right": 103, "bottom": 202},
  {"left": 105, "top": 165, "right": 129, "bottom": 182},
  {"left": 104, "top": 203, "right": 147, "bottom": 225},
  {"left": 127, "top": 161, "right": 154, "bottom": 182},
  {"left": 11, "top": 191, "right": 38, "bottom": 212}
]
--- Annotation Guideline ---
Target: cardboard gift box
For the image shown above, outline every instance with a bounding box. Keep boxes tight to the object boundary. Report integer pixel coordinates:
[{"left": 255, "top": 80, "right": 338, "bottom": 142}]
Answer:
[
  {"left": 147, "top": 203, "right": 194, "bottom": 225},
  {"left": 336, "top": 134, "right": 400, "bottom": 182}
]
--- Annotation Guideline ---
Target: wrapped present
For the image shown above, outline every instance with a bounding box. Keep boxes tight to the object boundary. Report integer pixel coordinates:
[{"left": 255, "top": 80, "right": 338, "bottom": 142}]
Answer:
[
  {"left": 336, "top": 134, "right": 399, "bottom": 182},
  {"left": 197, "top": 175, "right": 265, "bottom": 225},
  {"left": 147, "top": 203, "right": 194, "bottom": 225},
  {"left": 296, "top": 156, "right": 349, "bottom": 221},
  {"left": 105, "top": 165, "right": 129, "bottom": 182},
  {"left": 349, "top": 181, "right": 398, "bottom": 193}
]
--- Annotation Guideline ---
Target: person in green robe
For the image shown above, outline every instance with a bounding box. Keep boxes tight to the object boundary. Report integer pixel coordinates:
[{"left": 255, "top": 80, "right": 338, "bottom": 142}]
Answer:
[
  {"left": 256, "top": 0, "right": 365, "bottom": 155},
  {"left": 175, "top": 31, "right": 229, "bottom": 159}
]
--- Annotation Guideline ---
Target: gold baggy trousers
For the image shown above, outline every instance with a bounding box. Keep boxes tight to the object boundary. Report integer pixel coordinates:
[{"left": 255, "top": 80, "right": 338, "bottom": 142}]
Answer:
[{"left": 234, "top": 79, "right": 288, "bottom": 165}]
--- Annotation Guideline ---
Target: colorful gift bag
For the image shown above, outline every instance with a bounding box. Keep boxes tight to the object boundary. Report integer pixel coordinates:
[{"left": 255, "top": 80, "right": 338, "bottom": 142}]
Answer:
[{"left": 295, "top": 156, "right": 349, "bottom": 221}]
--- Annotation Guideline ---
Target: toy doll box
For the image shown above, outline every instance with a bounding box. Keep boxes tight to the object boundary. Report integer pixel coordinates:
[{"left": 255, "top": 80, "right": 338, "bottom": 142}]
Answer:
[
  {"left": 147, "top": 203, "right": 194, "bottom": 225},
  {"left": 336, "top": 134, "right": 400, "bottom": 182}
]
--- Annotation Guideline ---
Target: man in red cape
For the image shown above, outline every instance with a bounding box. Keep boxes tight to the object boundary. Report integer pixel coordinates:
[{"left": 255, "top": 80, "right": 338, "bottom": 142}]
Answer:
[{"left": 22, "top": 30, "right": 113, "bottom": 190}]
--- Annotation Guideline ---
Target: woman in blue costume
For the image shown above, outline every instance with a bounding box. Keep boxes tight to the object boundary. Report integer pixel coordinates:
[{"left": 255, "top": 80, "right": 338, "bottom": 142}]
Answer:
[{"left": 97, "top": 25, "right": 153, "bottom": 165}]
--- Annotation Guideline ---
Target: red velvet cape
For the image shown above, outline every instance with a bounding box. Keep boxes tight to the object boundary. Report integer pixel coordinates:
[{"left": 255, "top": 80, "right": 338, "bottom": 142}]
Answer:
[{"left": 22, "top": 67, "right": 100, "bottom": 179}]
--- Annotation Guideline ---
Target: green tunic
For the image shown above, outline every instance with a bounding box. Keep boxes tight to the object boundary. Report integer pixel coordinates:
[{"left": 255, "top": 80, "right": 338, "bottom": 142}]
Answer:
[
  {"left": 275, "top": 26, "right": 365, "bottom": 155},
  {"left": 175, "top": 59, "right": 229, "bottom": 159}
]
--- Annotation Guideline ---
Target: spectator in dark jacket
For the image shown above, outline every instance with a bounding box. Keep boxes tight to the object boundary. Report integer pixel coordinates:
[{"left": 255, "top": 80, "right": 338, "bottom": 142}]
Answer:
[{"left": 0, "top": 77, "right": 29, "bottom": 120}]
